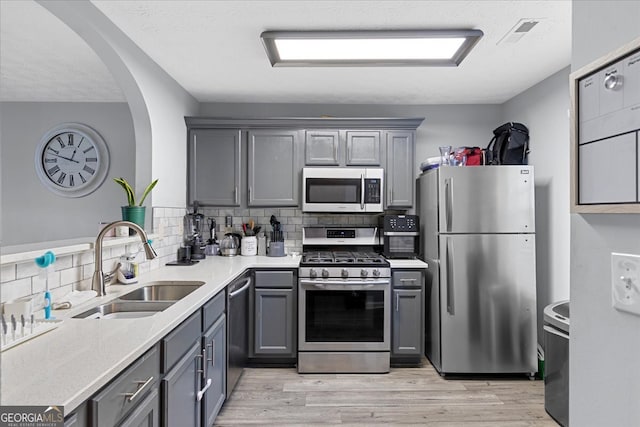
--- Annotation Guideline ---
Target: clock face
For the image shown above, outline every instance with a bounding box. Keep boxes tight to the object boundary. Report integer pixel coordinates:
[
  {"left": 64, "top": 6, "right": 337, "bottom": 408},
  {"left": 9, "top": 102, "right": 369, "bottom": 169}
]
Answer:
[{"left": 35, "top": 123, "right": 110, "bottom": 197}]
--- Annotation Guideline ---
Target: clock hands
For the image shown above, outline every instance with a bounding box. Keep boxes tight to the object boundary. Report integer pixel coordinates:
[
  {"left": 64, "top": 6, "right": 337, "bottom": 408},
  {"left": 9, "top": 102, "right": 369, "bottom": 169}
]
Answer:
[
  {"left": 48, "top": 153, "right": 79, "bottom": 164},
  {"left": 70, "top": 148, "right": 78, "bottom": 161}
]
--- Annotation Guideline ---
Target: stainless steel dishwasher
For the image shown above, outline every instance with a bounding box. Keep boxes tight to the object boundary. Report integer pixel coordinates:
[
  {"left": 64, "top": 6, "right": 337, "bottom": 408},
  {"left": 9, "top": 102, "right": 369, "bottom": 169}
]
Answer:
[
  {"left": 544, "top": 300, "right": 570, "bottom": 427},
  {"left": 226, "top": 271, "right": 252, "bottom": 398}
]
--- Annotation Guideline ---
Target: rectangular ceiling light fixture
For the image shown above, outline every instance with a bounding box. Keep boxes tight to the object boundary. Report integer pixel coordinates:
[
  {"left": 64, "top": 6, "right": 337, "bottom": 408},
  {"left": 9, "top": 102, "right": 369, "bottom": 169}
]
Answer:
[{"left": 260, "top": 30, "right": 483, "bottom": 67}]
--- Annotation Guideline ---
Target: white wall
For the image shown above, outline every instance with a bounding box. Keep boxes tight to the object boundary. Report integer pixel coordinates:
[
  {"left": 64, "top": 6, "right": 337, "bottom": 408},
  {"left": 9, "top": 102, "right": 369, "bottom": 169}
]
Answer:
[
  {"left": 500, "top": 67, "right": 572, "bottom": 343},
  {"left": 0, "top": 102, "right": 135, "bottom": 245},
  {"left": 570, "top": 1, "right": 640, "bottom": 426},
  {"left": 38, "top": 0, "right": 199, "bottom": 210}
]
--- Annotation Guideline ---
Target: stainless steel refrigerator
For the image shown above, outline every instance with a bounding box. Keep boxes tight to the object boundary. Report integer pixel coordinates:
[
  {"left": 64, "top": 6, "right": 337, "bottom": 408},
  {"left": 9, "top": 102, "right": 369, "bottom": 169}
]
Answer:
[{"left": 417, "top": 165, "right": 537, "bottom": 375}]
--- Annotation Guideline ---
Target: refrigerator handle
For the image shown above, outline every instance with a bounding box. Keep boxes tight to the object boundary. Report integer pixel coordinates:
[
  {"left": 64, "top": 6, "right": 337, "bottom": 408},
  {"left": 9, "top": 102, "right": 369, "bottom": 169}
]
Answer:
[
  {"left": 446, "top": 237, "right": 455, "bottom": 315},
  {"left": 445, "top": 178, "right": 453, "bottom": 232}
]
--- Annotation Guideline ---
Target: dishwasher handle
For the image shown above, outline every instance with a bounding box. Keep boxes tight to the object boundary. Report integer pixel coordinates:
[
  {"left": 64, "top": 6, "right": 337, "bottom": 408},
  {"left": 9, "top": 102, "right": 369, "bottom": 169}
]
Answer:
[{"left": 228, "top": 277, "right": 251, "bottom": 298}]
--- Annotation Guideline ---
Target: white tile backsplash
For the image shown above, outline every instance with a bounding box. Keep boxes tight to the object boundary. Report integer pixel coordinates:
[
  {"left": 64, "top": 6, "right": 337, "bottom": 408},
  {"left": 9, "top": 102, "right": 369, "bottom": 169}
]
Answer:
[
  {"left": 1, "top": 264, "right": 16, "bottom": 283},
  {"left": 1, "top": 278, "right": 32, "bottom": 303},
  {"left": 0, "top": 206, "right": 184, "bottom": 310}
]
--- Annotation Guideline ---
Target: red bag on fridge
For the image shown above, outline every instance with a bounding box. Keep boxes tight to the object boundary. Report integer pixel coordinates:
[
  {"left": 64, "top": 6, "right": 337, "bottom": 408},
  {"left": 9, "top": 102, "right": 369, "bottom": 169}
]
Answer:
[{"left": 453, "top": 147, "right": 485, "bottom": 166}]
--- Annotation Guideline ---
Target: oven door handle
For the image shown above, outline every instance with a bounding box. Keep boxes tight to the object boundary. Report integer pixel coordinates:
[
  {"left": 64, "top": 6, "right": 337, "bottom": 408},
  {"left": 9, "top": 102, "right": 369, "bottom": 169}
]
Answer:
[{"left": 300, "top": 279, "right": 389, "bottom": 289}]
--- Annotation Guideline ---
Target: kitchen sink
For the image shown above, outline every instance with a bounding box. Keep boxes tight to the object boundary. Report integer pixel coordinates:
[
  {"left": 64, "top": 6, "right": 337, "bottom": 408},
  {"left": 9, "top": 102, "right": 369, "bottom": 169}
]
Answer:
[
  {"left": 118, "top": 281, "right": 205, "bottom": 302},
  {"left": 73, "top": 301, "right": 174, "bottom": 319}
]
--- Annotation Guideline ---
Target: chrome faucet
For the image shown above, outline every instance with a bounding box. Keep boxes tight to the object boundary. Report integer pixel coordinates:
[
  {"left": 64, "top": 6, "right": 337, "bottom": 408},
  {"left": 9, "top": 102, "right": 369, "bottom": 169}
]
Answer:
[{"left": 92, "top": 220, "right": 157, "bottom": 296}]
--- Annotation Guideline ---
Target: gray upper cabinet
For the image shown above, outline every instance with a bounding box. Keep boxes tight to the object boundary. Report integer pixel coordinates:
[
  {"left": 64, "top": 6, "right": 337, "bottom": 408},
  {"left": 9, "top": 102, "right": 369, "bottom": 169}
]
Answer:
[
  {"left": 248, "top": 129, "right": 301, "bottom": 206},
  {"left": 345, "top": 131, "right": 381, "bottom": 165},
  {"left": 188, "top": 129, "right": 241, "bottom": 206},
  {"left": 385, "top": 130, "right": 415, "bottom": 208},
  {"left": 305, "top": 130, "right": 341, "bottom": 165},
  {"left": 186, "top": 117, "right": 423, "bottom": 209}
]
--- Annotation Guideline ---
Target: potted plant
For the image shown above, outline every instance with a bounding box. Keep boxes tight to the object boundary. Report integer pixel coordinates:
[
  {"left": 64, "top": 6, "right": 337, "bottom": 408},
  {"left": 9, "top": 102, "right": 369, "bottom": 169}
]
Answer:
[{"left": 114, "top": 177, "right": 158, "bottom": 230}]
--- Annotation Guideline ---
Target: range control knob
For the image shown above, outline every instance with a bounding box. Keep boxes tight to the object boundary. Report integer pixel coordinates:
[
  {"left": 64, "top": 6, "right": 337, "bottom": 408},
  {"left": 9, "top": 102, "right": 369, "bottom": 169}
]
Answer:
[
  {"left": 372, "top": 269, "right": 380, "bottom": 278},
  {"left": 361, "top": 269, "right": 369, "bottom": 278},
  {"left": 341, "top": 268, "right": 349, "bottom": 279},
  {"left": 310, "top": 269, "right": 318, "bottom": 279},
  {"left": 322, "top": 268, "right": 329, "bottom": 279}
]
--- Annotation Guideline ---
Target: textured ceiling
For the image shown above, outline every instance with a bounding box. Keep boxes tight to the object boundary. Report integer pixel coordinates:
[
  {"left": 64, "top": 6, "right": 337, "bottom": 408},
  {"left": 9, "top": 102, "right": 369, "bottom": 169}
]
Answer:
[
  {"left": 0, "top": 0, "right": 124, "bottom": 102},
  {"left": 1, "top": 0, "right": 571, "bottom": 105}
]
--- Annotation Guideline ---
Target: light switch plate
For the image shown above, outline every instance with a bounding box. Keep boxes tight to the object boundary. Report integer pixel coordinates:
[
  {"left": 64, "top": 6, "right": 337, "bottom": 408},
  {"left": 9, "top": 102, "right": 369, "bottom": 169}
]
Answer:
[{"left": 611, "top": 252, "right": 640, "bottom": 316}]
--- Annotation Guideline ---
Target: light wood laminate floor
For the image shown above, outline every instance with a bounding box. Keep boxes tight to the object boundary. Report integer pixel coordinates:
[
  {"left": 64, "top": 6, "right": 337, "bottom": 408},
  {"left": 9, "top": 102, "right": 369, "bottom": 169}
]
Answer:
[{"left": 215, "top": 360, "right": 557, "bottom": 426}]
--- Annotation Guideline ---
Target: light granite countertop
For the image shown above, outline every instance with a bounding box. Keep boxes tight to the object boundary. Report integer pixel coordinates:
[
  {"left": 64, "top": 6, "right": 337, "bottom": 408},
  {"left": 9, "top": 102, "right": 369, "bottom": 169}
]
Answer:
[
  {"left": 0, "top": 255, "right": 300, "bottom": 413},
  {"left": 0, "top": 254, "right": 426, "bottom": 413}
]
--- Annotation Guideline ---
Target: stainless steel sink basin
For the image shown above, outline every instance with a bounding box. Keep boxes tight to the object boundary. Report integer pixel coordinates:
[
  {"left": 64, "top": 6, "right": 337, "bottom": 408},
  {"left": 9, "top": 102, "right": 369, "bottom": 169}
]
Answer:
[
  {"left": 118, "top": 281, "right": 205, "bottom": 302},
  {"left": 73, "top": 301, "right": 174, "bottom": 319}
]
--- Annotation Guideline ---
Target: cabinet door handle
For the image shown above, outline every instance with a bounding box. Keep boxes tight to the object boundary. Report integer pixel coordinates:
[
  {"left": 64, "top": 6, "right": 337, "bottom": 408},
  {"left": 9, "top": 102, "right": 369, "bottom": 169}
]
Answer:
[
  {"left": 360, "top": 174, "right": 365, "bottom": 210},
  {"left": 395, "top": 293, "right": 400, "bottom": 312},
  {"left": 197, "top": 378, "right": 212, "bottom": 402},
  {"left": 234, "top": 187, "right": 238, "bottom": 204},
  {"left": 207, "top": 342, "right": 214, "bottom": 368},
  {"left": 123, "top": 376, "right": 153, "bottom": 402},
  {"left": 248, "top": 186, "right": 252, "bottom": 203}
]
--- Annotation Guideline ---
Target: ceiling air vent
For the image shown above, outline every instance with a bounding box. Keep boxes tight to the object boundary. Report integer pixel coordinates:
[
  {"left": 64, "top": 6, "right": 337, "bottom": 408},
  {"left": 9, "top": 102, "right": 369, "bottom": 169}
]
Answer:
[{"left": 497, "top": 19, "right": 541, "bottom": 45}]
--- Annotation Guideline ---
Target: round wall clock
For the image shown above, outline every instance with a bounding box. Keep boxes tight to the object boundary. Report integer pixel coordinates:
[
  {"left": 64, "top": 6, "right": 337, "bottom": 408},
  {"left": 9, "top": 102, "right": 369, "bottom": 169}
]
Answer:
[{"left": 35, "top": 123, "right": 110, "bottom": 198}]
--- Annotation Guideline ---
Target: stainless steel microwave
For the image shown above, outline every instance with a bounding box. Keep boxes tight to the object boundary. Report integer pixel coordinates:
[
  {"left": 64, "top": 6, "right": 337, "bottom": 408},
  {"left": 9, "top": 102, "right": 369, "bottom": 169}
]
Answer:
[{"left": 302, "top": 167, "right": 384, "bottom": 213}]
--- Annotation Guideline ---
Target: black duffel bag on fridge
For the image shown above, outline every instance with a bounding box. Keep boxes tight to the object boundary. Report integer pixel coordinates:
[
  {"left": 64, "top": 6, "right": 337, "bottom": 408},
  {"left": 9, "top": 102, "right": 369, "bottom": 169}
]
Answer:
[{"left": 485, "top": 122, "right": 530, "bottom": 165}]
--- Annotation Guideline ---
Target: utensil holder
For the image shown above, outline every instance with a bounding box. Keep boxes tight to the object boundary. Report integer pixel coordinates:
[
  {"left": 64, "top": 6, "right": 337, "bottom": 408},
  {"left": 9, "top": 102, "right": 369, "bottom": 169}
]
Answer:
[
  {"left": 268, "top": 241, "right": 285, "bottom": 257},
  {"left": 241, "top": 236, "right": 257, "bottom": 256}
]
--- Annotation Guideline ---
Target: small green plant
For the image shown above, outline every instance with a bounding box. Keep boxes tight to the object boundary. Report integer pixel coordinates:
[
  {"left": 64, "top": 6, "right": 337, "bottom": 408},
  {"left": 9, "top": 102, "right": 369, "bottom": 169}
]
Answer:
[{"left": 114, "top": 177, "right": 158, "bottom": 207}]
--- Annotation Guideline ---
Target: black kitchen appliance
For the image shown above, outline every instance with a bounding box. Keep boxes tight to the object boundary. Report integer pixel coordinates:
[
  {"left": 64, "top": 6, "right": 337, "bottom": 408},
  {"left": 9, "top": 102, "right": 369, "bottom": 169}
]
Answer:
[
  {"left": 184, "top": 202, "right": 207, "bottom": 259},
  {"left": 380, "top": 214, "right": 419, "bottom": 259}
]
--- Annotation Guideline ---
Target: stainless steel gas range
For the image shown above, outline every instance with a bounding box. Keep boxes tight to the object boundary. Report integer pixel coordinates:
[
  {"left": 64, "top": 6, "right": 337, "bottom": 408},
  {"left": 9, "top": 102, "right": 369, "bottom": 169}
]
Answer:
[{"left": 298, "top": 226, "right": 391, "bottom": 373}]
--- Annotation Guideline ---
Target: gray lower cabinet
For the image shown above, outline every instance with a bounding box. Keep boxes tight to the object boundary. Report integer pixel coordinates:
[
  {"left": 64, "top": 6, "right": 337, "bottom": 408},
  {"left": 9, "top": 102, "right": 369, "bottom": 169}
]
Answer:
[
  {"left": 66, "top": 290, "right": 228, "bottom": 427},
  {"left": 247, "top": 129, "right": 302, "bottom": 206},
  {"left": 188, "top": 128, "right": 241, "bottom": 206},
  {"left": 254, "top": 288, "right": 294, "bottom": 355},
  {"left": 63, "top": 403, "right": 88, "bottom": 427},
  {"left": 391, "top": 270, "right": 424, "bottom": 361},
  {"left": 90, "top": 345, "right": 160, "bottom": 427},
  {"left": 385, "top": 130, "right": 415, "bottom": 208},
  {"left": 392, "top": 289, "right": 423, "bottom": 356},
  {"left": 201, "top": 315, "right": 226, "bottom": 426},
  {"left": 119, "top": 388, "right": 160, "bottom": 427},
  {"left": 161, "top": 342, "right": 201, "bottom": 427},
  {"left": 252, "top": 270, "right": 296, "bottom": 358}
]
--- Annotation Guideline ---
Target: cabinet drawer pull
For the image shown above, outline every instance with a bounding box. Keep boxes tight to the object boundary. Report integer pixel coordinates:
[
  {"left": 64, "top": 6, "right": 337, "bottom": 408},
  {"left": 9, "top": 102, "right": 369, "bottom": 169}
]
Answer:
[
  {"left": 207, "top": 342, "right": 214, "bottom": 368},
  {"left": 197, "top": 378, "right": 212, "bottom": 402},
  {"left": 399, "top": 278, "right": 417, "bottom": 282},
  {"left": 123, "top": 376, "right": 153, "bottom": 402}
]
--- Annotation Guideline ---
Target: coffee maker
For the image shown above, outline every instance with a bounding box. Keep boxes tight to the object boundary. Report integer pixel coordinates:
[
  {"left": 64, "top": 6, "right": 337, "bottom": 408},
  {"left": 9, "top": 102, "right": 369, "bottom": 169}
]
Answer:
[{"left": 184, "top": 201, "right": 206, "bottom": 260}]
